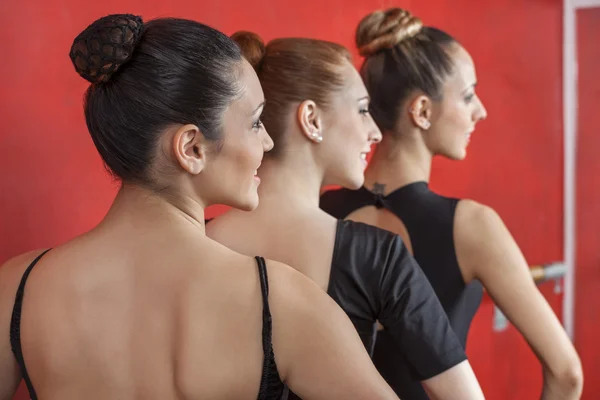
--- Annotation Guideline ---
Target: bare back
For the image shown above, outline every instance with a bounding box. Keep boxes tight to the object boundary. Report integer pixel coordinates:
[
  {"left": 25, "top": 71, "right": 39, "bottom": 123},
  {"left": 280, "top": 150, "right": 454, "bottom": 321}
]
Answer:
[
  {"left": 1, "top": 220, "right": 269, "bottom": 399},
  {"left": 347, "top": 206, "right": 414, "bottom": 255},
  {"left": 1, "top": 205, "right": 400, "bottom": 400}
]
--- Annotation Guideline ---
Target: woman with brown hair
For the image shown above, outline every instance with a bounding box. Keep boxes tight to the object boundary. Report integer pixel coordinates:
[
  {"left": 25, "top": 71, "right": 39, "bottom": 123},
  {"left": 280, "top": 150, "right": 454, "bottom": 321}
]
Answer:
[
  {"left": 0, "top": 13, "right": 398, "bottom": 400},
  {"left": 320, "top": 8, "right": 583, "bottom": 399},
  {"left": 207, "top": 31, "right": 485, "bottom": 399}
]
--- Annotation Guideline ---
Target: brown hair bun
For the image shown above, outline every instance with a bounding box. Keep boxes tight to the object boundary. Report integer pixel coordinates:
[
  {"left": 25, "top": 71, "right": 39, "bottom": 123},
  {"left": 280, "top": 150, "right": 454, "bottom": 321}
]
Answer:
[
  {"left": 69, "top": 14, "right": 144, "bottom": 84},
  {"left": 231, "top": 31, "right": 266, "bottom": 69},
  {"left": 356, "top": 8, "right": 423, "bottom": 57}
]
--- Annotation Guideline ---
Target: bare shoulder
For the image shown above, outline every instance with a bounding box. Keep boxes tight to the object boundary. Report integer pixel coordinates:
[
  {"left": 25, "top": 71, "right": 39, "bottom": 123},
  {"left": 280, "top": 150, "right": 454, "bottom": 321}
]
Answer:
[
  {"left": 0, "top": 249, "right": 49, "bottom": 297},
  {"left": 263, "top": 257, "right": 340, "bottom": 321},
  {"left": 454, "top": 199, "right": 524, "bottom": 281},
  {"left": 213, "top": 254, "right": 329, "bottom": 326},
  {"left": 0, "top": 249, "right": 50, "bottom": 398},
  {"left": 454, "top": 199, "right": 507, "bottom": 244},
  {"left": 203, "top": 247, "right": 300, "bottom": 291},
  {"left": 261, "top": 258, "right": 311, "bottom": 294}
]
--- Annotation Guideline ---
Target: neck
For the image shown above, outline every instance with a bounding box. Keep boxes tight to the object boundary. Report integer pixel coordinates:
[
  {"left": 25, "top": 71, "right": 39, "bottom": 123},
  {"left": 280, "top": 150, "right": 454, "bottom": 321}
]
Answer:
[
  {"left": 364, "top": 133, "right": 433, "bottom": 194},
  {"left": 104, "top": 182, "right": 206, "bottom": 233},
  {"left": 255, "top": 151, "right": 324, "bottom": 212}
]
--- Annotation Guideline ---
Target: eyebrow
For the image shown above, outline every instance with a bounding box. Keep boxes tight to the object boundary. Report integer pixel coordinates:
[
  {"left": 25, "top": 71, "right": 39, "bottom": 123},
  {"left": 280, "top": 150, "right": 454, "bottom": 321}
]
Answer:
[
  {"left": 251, "top": 101, "right": 265, "bottom": 117},
  {"left": 462, "top": 82, "right": 477, "bottom": 94},
  {"left": 357, "top": 96, "right": 370, "bottom": 102}
]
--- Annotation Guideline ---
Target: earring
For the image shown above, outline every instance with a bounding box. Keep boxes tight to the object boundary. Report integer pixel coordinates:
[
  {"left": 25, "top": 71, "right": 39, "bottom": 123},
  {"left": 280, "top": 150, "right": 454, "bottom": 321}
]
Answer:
[
  {"left": 310, "top": 132, "right": 323, "bottom": 143},
  {"left": 410, "top": 107, "right": 430, "bottom": 130}
]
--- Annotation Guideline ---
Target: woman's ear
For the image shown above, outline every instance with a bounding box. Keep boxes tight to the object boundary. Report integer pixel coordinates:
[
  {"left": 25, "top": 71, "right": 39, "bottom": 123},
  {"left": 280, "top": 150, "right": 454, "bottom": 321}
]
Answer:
[
  {"left": 408, "top": 95, "right": 433, "bottom": 130},
  {"left": 172, "top": 124, "right": 209, "bottom": 174},
  {"left": 297, "top": 100, "right": 324, "bottom": 143}
]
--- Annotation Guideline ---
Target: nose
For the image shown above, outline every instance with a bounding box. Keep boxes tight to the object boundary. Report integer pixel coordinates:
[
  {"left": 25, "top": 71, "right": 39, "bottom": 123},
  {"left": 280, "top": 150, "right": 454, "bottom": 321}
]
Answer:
[
  {"left": 369, "top": 120, "right": 382, "bottom": 144},
  {"left": 475, "top": 95, "right": 488, "bottom": 122},
  {"left": 262, "top": 129, "right": 274, "bottom": 152}
]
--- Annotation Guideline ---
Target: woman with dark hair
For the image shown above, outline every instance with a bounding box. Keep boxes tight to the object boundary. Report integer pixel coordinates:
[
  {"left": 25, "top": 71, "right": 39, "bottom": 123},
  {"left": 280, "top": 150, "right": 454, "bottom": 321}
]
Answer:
[
  {"left": 207, "top": 30, "right": 485, "bottom": 399},
  {"left": 320, "top": 8, "right": 583, "bottom": 399},
  {"left": 0, "top": 14, "right": 398, "bottom": 400}
]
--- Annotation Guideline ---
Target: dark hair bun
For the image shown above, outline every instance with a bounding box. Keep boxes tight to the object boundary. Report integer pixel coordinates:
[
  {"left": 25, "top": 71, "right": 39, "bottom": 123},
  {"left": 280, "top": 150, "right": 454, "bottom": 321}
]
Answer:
[
  {"left": 231, "top": 31, "right": 266, "bottom": 69},
  {"left": 356, "top": 8, "right": 423, "bottom": 57},
  {"left": 69, "top": 14, "right": 144, "bottom": 84}
]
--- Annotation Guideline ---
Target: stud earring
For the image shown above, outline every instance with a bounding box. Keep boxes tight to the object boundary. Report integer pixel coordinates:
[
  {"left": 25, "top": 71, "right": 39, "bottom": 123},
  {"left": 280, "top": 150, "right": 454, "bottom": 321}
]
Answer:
[
  {"left": 409, "top": 107, "right": 430, "bottom": 130},
  {"left": 310, "top": 132, "right": 323, "bottom": 143}
]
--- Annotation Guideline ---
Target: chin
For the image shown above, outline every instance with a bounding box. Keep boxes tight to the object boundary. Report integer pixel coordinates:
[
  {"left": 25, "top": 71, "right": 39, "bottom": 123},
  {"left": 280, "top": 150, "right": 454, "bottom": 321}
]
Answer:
[
  {"left": 231, "top": 194, "right": 259, "bottom": 212},
  {"left": 453, "top": 152, "right": 468, "bottom": 161},
  {"left": 235, "top": 202, "right": 257, "bottom": 212},
  {"left": 444, "top": 147, "right": 467, "bottom": 161},
  {"left": 342, "top": 174, "right": 365, "bottom": 190},
  {"left": 244, "top": 197, "right": 260, "bottom": 212}
]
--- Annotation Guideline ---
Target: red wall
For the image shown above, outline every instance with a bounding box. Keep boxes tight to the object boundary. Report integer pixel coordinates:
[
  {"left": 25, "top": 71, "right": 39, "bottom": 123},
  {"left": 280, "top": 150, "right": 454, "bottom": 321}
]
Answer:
[{"left": 1, "top": 0, "right": 593, "bottom": 399}]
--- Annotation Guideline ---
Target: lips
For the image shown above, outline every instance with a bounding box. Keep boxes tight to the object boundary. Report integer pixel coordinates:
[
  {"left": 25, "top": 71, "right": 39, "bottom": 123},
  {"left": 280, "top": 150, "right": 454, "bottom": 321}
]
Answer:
[
  {"left": 360, "top": 148, "right": 372, "bottom": 160},
  {"left": 254, "top": 160, "right": 262, "bottom": 176}
]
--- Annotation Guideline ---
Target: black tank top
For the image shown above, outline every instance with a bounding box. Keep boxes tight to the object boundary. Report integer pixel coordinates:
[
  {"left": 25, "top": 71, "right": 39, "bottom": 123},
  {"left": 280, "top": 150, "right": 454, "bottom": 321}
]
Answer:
[
  {"left": 286, "top": 219, "right": 467, "bottom": 400},
  {"left": 10, "top": 250, "right": 284, "bottom": 400},
  {"left": 320, "top": 182, "right": 483, "bottom": 398}
]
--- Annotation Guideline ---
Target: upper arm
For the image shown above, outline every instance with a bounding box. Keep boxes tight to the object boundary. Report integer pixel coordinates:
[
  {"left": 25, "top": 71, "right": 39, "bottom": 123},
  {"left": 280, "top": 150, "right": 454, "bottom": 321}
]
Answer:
[
  {"left": 267, "top": 261, "right": 397, "bottom": 400},
  {"left": 422, "top": 360, "right": 484, "bottom": 400},
  {"left": 376, "top": 237, "right": 467, "bottom": 380},
  {"left": 0, "top": 251, "right": 43, "bottom": 400},
  {"left": 454, "top": 201, "right": 580, "bottom": 372}
]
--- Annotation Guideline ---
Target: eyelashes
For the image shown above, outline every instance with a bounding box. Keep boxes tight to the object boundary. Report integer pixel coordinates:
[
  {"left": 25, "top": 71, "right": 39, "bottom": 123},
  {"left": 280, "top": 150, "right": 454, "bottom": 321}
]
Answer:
[{"left": 253, "top": 118, "right": 264, "bottom": 131}]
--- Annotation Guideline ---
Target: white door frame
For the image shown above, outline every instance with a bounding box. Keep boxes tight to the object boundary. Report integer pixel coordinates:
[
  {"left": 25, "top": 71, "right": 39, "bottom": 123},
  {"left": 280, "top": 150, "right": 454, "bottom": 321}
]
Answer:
[{"left": 563, "top": 0, "right": 600, "bottom": 340}]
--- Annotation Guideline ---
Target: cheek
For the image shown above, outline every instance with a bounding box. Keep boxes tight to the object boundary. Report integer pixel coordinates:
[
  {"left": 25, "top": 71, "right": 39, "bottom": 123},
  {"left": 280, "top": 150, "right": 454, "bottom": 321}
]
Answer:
[
  {"left": 331, "top": 126, "right": 358, "bottom": 159},
  {"left": 325, "top": 114, "right": 366, "bottom": 168},
  {"left": 441, "top": 103, "right": 471, "bottom": 137},
  {"left": 235, "top": 135, "right": 262, "bottom": 171},
  {"left": 346, "top": 117, "right": 369, "bottom": 145},
  {"left": 218, "top": 136, "right": 258, "bottom": 177},
  {"left": 457, "top": 103, "right": 474, "bottom": 128}
]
